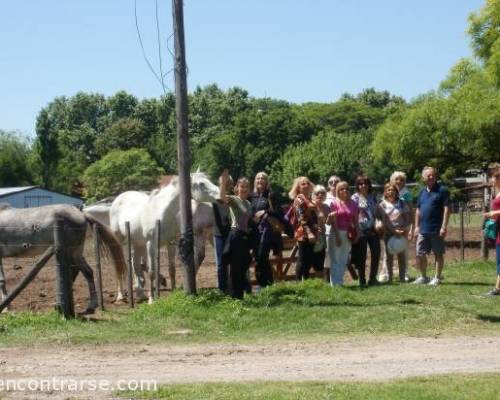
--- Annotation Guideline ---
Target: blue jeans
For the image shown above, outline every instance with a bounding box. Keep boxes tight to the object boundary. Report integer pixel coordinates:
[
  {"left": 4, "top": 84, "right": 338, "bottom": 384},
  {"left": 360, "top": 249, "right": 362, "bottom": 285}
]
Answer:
[
  {"left": 496, "top": 243, "right": 500, "bottom": 276},
  {"left": 214, "top": 235, "right": 227, "bottom": 292}
]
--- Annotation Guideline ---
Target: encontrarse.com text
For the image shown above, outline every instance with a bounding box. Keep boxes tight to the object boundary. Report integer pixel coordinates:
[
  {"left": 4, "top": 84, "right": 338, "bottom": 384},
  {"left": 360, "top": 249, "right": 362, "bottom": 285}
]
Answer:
[{"left": 0, "top": 378, "right": 157, "bottom": 392}]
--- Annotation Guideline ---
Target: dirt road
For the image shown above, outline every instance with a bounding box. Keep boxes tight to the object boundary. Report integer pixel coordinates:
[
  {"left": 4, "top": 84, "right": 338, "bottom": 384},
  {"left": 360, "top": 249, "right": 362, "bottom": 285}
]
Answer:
[{"left": 2, "top": 336, "right": 500, "bottom": 399}]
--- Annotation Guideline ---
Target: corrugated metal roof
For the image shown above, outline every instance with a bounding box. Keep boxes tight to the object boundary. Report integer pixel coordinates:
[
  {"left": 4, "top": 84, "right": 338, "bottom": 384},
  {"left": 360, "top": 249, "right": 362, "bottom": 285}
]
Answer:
[{"left": 0, "top": 186, "right": 36, "bottom": 197}]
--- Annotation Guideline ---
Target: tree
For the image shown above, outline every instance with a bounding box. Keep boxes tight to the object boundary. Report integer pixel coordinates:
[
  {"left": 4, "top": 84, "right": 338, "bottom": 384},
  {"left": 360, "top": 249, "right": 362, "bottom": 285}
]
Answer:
[
  {"left": 0, "top": 130, "right": 33, "bottom": 187},
  {"left": 271, "top": 130, "right": 373, "bottom": 191},
  {"left": 95, "top": 118, "right": 149, "bottom": 156},
  {"left": 82, "top": 148, "right": 163, "bottom": 201},
  {"left": 372, "top": 77, "right": 500, "bottom": 182},
  {"left": 468, "top": 0, "right": 500, "bottom": 84}
]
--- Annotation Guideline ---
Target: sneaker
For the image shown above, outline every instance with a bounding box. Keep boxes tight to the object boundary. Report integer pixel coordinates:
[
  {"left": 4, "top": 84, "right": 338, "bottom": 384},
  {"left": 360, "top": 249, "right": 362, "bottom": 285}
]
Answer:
[
  {"left": 486, "top": 288, "right": 500, "bottom": 296},
  {"left": 428, "top": 277, "right": 441, "bottom": 286},
  {"left": 412, "top": 276, "right": 430, "bottom": 284},
  {"left": 378, "top": 273, "right": 389, "bottom": 283}
]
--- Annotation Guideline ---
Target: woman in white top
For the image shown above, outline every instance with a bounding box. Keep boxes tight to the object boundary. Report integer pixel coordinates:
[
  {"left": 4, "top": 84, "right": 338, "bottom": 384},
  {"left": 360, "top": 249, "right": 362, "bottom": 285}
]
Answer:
[{"left": 378, "top": 183, "right": 411, "bottom": 282}]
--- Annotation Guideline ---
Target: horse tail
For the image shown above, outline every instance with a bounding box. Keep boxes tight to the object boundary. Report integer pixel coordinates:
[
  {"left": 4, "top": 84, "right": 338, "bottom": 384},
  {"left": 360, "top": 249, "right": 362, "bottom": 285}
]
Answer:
[{"left": 84, "top": 213, "right": 126, "bottom": 283}]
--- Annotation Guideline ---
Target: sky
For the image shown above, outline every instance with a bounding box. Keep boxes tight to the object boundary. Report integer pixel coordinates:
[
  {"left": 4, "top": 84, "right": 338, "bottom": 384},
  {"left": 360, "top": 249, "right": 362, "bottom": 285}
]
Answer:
[{"left": 0, "top": 0, "right": 485, "bottom": 137}]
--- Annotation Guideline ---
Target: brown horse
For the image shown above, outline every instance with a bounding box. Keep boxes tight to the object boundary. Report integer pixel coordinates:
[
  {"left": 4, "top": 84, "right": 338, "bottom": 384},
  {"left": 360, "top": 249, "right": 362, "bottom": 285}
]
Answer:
[{"left": 0, "top": 203, "right": 126, "bottom": 313}]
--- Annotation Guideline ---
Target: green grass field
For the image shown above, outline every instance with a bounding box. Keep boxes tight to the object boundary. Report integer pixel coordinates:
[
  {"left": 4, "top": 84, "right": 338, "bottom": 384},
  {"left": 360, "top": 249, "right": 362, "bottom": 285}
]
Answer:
[
  {"left": 0, "top": 261, "right": 499, "bottom": 346},
  {"left": 120, "top": 373, "right": 500, "bottom": 400}
]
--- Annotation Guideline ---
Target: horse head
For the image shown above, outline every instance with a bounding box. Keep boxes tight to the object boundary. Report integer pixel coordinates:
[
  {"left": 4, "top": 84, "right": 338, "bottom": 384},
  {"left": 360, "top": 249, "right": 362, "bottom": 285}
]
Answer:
[{"left": 190, "top": 172, "right": 219, "bottom": 202}]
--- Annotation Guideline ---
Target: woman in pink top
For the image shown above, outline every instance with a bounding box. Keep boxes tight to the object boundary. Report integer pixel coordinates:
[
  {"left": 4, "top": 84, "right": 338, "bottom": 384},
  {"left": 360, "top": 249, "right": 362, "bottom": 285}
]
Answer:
[
  {"left": 484, "top": 166, "right": 500, "bottom": 296},
  {"left": 329, "top": 181, "right": 359, "bottom": 285}
]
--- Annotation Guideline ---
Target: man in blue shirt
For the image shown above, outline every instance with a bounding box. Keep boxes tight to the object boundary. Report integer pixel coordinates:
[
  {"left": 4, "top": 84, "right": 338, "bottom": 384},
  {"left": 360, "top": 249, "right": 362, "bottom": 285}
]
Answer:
[{"left": 411, "top": 166, "right": 450, "bottom": 285}]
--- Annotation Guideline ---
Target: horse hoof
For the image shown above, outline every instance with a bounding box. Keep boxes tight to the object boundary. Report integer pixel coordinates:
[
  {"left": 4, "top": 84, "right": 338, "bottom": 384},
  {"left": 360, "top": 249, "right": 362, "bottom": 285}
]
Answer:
[
  {"left": 148, "top": 297, "right": 154, "bottom": 305},
  {"left": 1, "top": 307, "right": 9, "bottom": 313},
  {"left": 82, "top": 307, "right": 96, "bottom": 315}
]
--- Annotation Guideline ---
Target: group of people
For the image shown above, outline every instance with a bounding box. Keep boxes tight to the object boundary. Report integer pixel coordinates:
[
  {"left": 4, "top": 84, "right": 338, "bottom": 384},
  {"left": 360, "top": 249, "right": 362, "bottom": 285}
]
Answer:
[{"left": 212, "top": 165, "right": 500, "bottom": 299}]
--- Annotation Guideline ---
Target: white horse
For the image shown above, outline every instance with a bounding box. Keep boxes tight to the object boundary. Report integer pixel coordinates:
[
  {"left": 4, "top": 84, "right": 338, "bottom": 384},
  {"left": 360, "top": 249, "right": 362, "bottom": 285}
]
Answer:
[
  {"left": 109, "top": 172, "right": 219, "bottom": 303},
  {"left": 167, "top": 200, "right": 215, "bottom": 289}
]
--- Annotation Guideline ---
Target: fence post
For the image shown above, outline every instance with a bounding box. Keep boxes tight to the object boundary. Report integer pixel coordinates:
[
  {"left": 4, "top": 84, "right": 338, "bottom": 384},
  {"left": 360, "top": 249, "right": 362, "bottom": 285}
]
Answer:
[
  {"left": 126, "top": 221, "right": 134, "bottom": 308},
  {"left": 459, "top": 204, "right": 465, "bottom": 263},
  {"left": 54, "top": 219, "right": 74, "bottom": 319},
  {"left": 480, "top": 186, "right": 490, "bottom": 261},
  {"left": 155, "top": 219, "right": 161, "bottom": 299},
  {"left": 93, "top": 224, "right": 104, "bottom": 311}
]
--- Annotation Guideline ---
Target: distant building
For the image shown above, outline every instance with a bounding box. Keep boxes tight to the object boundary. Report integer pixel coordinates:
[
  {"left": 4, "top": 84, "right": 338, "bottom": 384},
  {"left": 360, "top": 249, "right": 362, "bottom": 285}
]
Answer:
[{"left": 0, "top": 186, "right": 83, "bottom": 208}]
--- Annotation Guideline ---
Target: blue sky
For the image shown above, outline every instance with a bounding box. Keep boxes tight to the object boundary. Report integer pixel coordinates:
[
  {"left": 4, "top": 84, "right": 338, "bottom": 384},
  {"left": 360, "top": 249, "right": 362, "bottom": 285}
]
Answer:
[{"left": 0, "top": 0, "right": 484, "bottom": 137}]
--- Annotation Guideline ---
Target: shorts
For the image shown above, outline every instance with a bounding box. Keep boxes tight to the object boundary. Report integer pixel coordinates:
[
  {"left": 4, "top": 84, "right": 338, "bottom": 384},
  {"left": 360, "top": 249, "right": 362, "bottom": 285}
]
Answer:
[{"left": 416, "top": 233, "right": 445, "bottom": 257}]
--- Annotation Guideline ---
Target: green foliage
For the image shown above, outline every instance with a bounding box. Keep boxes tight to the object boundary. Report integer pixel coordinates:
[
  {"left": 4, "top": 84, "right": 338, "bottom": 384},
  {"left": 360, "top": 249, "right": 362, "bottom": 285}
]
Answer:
[
  {"left": 271, "top": 130, "right": 373, "bottom": 190},
  {"left": 0, "top": 130, "right": 33, "bottom": 186},
  {"left": 95, "top": 118, "right": 149, "bottom": 156},
  {"left": 198, "top": 98, "right": 317, "bottom": 180},
  {"left": 300, "top": 99, "right": 387, "bottom": 134},
  {"left": 82, "top": 148, "right": 163, "bottom": 201},
  {"left": 468, "top": 0, "right": 500, "bottom": 84},
  {"left": 373, "top": 74, "right": 500, "bottom": 182}
]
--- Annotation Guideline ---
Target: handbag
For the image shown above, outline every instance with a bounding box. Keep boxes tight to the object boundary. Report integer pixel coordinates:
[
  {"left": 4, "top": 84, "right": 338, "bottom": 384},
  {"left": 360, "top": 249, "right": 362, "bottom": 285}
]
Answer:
[
  {"left": 266, "top": 215, "right": 285, "bottom": 234},
  {"left": 484, "top": 218, "right": 497, "bottom": 241},
  {"left": 347, "top": 224, "right": 357, "bottom": 242}
]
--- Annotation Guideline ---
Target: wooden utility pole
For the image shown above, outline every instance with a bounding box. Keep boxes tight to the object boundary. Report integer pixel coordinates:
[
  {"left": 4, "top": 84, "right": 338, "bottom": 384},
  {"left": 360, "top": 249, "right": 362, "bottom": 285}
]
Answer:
[{"left": 172, "top": 0, "right": 196, "bottom": 294}]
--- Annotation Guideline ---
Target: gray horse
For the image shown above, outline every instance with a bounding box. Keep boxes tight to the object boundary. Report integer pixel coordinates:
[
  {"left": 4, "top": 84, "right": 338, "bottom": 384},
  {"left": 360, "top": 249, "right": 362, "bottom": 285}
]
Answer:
[{"left": 0, "top": 203, "right": 126, "bottom": 313}]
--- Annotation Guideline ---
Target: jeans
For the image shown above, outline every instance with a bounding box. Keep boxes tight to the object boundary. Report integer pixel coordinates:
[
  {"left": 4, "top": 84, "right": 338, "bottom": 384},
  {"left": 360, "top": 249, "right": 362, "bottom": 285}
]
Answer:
[
  {"left": 496, "top": 243, "right": 500, "bottom": 276},
  {"left": 328, "top": 230, "right": 351, "bottom": 285},
  {"left": 214, "top": 235, "right": 228, "bottom": 292}
]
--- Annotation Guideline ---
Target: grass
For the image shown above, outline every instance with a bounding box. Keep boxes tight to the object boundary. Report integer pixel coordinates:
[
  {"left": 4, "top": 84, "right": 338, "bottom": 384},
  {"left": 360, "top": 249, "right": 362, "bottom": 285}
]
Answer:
[
  {"left": 0, "top": 261, "right": 499, "bottom": 346},
  {"left": 120, "top": 373, "right": 500, "bottom": 399},
  {"left": 449, "top": 211, "right": 483, "bottom": 228}
]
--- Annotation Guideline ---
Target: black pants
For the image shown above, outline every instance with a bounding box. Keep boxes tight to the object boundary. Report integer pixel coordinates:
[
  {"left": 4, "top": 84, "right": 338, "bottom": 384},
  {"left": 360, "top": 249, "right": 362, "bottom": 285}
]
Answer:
[
  {"left": 351, "top": 233, "right": 381, "bottom": 286},
  {"left": 255, "top": 239, "right": 274, "bottom": 287},
  {"left": 312, "top": 248, "right": 325, "bottom": 272},
  {"left": 225, "top": 230, "right": 252, "bottom": 299},
  {"left": 296, "top": 241, "right": 314, "bottom": 281}
]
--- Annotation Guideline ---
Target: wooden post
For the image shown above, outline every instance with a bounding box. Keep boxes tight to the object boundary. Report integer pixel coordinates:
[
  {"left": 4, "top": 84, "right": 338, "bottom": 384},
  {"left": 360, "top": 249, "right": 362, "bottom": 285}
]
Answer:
[
  {"left": 0, "top": 257, "right": 7, "bottom": 302},
  {"left": 0, "top": 247, "right": 55, "bottom": 313},
  {"left": 93, "top": 224, "right": 104, "bottom": 311},
  {"left": 155, "top": 219, "right": 161, "bottom": 299},
  {"left": 54, "top": 219, "right": 74, "bottom": 318},
  {"left": 172, "top": 0, "right": 196, "bottom": 294},
  {"left": 459, "top": 204, "right": 465, "bottom": 263},
  {"left": 126, "top": 221, "right": 135, "bottom": 308}
]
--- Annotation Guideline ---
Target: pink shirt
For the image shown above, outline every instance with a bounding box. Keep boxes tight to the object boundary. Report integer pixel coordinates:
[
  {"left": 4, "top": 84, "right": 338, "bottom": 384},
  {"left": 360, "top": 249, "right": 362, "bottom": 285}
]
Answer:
[
  {"left": 331, "top": 198, "right": 358, "bottom": 231},
  {"left": 492, "top": 194, "right": 500, "bottom": 245}
]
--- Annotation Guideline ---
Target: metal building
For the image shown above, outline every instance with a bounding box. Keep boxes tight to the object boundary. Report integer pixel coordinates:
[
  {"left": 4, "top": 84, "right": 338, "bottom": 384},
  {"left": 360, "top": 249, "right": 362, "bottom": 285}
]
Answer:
[{"left": 0, "top": 186, "right": 83, "bottom": 208}]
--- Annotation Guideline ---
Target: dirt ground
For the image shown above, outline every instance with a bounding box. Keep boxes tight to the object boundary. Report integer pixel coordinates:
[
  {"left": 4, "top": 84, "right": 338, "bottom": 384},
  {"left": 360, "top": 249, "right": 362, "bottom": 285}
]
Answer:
[
  {"left": 2, "top": 336, "right": 500, "bottom": 399},
  {"left": 0, "top": 226, "right": 490, "bottom": 313}
]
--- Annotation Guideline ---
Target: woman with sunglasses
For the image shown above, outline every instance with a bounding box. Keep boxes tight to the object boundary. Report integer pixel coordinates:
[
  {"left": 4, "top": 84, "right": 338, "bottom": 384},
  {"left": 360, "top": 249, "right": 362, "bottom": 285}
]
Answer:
[{"left": 350, "top": 175, "right": 381, "bottom": 287}]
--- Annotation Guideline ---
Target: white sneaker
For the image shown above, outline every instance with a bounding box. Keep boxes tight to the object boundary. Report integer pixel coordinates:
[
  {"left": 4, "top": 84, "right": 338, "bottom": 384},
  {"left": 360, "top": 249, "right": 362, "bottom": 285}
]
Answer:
[
  {"left": 378, "top": 273, "right": 389, "bottom": 283},
  {"left": 428, "top": 277, "right": 442, "bottom": 286},
  {"left": 412, "top": 276, "right": 430, "bottom": 284}
]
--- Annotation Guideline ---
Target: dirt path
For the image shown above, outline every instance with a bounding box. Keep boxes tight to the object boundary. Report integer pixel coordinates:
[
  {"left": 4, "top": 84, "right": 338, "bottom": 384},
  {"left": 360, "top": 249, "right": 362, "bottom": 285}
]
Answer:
[{"left": 1, "top": 336, "right": 500, "bottom": 399}]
